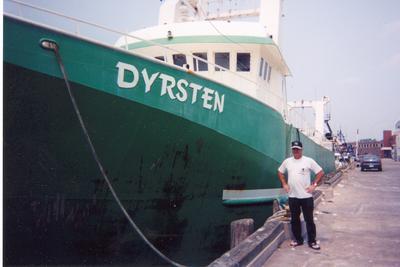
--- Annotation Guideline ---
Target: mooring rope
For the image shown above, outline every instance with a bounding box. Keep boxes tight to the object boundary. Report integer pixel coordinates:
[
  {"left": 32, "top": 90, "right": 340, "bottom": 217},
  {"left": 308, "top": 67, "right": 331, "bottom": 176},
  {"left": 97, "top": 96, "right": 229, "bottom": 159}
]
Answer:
[{"left": 41, "top": 39, "right": 186, "bottom": 267}]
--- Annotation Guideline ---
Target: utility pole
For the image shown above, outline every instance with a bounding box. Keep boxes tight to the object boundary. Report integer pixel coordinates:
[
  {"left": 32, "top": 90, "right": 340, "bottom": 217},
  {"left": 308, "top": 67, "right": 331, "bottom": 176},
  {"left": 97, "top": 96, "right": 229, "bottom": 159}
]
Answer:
[{"left": 356, "top": 129, "right": 359, "bottom": 159}]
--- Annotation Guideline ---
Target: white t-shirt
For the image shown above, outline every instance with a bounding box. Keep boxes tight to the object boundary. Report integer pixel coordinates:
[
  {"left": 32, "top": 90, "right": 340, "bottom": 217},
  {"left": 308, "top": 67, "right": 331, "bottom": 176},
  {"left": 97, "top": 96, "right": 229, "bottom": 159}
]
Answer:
[{"left": 278, "top": 156, "right": 323, "bottom": 199}]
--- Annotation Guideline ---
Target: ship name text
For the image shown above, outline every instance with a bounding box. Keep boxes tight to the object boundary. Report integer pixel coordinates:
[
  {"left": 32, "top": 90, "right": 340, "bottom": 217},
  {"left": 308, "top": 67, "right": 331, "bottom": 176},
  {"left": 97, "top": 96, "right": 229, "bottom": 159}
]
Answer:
[{"left": 116, "top": 62, "right": 225, "bottom": 113}]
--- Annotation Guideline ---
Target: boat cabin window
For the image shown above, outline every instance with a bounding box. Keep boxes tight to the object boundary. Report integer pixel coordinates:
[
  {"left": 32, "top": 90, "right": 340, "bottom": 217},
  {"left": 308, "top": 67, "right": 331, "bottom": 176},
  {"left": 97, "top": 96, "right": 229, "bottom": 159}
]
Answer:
[
  {"left": 259, "top": 58, "right": 264, "bottom": 77},
  {"left": 215, "top": 52, "right": 230, "bottom": 71},
  {"left": 267, "top": 66, "right": 272, "bottom": 82},
  {"left": 173, "top": 54, "right": 187, "bottom": 67},
  {"left": 193, "top": 52, "right": 208, "bottom": 71},
  {"left": 236, "top": 53, "right": 250, "bottom": 72},
  {"left": 155, "top": 56, "right": 165, "bottom": 61},
  {"left": 263, "top": 61, "right": 269, "bottom": 80}
]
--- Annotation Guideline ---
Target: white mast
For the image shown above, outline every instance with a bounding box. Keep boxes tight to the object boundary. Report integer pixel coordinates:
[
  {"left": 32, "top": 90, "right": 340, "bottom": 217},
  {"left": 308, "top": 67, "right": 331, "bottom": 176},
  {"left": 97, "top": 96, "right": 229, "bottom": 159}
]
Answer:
[{"left": 259, "top": 0, "right": 283, "bottom": 44}]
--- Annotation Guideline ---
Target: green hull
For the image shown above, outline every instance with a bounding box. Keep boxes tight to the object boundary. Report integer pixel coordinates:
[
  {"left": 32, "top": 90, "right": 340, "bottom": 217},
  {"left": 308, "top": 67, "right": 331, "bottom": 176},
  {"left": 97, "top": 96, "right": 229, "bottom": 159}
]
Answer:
[{"left": 3, "top": 16, "right": 335, "bottom": 266}]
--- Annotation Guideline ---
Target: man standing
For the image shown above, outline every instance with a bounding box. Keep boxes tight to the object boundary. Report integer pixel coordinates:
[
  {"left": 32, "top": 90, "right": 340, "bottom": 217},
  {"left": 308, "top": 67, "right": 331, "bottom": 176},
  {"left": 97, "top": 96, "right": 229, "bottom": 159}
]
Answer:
[{"left": 278, "top": 141, "right": 324, "bottom": 250}]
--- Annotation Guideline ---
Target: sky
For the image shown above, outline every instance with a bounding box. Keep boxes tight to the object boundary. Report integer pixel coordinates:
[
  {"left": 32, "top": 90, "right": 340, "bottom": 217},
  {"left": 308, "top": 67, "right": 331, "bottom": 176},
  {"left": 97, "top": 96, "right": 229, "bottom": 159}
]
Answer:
[{"left": 3, "top": 0, "right": 400, "bottom": 142}]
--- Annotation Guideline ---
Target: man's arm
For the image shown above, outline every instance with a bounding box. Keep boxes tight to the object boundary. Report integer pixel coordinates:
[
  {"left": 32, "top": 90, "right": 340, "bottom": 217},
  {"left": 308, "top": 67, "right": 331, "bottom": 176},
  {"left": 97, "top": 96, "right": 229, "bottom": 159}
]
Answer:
[
  {"left": 314, "top": 170, "right": 324, "bottom": 185},
  {"left": 278, "top": 171, "right": 290, "bottom": 193}
]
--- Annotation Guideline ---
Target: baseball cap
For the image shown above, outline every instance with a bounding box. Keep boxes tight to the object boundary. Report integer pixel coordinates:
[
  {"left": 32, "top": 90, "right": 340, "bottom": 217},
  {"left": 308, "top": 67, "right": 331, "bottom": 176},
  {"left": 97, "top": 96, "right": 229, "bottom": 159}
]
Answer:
[{"left": 291, "top": 141, "right": 303, "bottom": 149}]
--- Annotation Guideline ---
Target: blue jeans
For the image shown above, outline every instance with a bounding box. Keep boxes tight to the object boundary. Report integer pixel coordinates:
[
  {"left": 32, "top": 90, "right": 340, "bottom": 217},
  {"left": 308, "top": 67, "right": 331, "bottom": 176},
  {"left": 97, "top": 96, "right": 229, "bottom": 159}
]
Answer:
[{"left": 288, "top": 197, "right": 316, "bottom": 244}]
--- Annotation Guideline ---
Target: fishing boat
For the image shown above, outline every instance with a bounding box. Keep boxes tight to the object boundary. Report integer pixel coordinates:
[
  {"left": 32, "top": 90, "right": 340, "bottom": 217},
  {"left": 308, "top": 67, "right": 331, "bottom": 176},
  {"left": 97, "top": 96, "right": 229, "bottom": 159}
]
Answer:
[{"left": 3, "top": 0, "right": 335, "bottom": 265}]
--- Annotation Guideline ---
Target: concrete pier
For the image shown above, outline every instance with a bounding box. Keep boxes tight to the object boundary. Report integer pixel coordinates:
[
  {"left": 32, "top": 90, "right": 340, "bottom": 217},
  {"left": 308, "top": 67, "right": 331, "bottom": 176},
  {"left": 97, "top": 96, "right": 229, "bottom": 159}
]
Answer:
[{"left": 263, "top": 159, "right": 400, "bottom": 266}]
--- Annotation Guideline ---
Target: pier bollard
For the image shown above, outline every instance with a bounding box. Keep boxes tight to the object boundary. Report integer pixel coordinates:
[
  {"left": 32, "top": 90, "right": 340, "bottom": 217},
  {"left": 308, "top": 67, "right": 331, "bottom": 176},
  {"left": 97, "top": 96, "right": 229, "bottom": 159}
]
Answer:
[
  {"left": 230, "top": 218, "right": 254, "bottom": 249},
  {"left": 273, "top": 199, "right": 280, "bottom": 213}
]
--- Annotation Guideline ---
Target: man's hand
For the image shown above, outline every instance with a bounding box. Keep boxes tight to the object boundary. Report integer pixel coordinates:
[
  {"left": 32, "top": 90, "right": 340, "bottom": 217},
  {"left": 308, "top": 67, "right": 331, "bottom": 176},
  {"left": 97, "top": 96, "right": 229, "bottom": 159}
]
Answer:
[
  {"left": 283, "top": 184, "right": 290, "bottom": 193},
  {"left": 278, "top": 171, "right": 290, "bottom": 193},
  {"left": 306, "top": 183, "right": 317, "bottom": 193},
  {"left": 306, "top": 170, "right": 324, "bottom": 193}
]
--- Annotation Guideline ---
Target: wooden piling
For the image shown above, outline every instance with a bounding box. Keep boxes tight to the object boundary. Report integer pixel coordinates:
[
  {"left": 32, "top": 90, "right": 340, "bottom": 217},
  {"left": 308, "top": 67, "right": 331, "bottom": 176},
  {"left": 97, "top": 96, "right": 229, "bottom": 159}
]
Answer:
[{"left": 230, "top": 218, "right": 254, "bottom": 249}]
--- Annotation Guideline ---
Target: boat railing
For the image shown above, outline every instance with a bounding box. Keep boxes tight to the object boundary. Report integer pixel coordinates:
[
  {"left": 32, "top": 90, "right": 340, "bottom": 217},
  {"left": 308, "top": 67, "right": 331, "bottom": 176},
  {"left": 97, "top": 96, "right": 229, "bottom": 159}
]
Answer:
[
  {"left": 193, "top": 0, "right": 262, "bottom": 22},
  {"left": 4, "top": 0, "right": 227, "bottom": 72}
]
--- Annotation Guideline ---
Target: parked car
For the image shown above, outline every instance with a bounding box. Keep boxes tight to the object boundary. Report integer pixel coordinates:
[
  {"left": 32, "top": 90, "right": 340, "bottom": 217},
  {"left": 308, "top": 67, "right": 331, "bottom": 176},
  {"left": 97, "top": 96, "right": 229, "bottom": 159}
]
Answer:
[{"left": 360, "top": 154, "right": 382, "bottom": 171}]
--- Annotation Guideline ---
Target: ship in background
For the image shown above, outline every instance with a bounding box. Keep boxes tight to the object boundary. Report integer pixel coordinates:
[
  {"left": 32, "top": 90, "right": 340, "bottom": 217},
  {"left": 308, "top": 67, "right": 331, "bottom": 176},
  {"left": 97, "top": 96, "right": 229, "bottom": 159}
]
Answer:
[{"left": 4, "top": 0, "right": 335, "bottom": 265}]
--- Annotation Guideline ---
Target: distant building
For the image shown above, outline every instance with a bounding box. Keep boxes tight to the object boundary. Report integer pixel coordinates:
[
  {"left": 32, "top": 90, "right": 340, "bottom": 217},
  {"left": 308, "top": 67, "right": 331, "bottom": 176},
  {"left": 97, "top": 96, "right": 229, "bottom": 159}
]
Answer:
[
  {"left": 350, "top": 126, "right": 399, "bottom": 159},
  {"left": 382, "top": 130, "right": 395, "bottom": 158},
  {"left": 349, "top": 139, "right": 383, "bottom": 157}
]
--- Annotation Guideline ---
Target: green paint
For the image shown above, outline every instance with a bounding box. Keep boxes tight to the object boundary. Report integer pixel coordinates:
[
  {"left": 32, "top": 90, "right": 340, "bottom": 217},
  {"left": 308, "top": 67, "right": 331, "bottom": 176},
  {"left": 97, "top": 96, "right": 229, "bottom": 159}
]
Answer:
[
  {"left": 122, "top": 35, "right": 275, "bottom": 49},
  {"left": 223, "top": 197, "right": 283, "bottom": 205}
]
